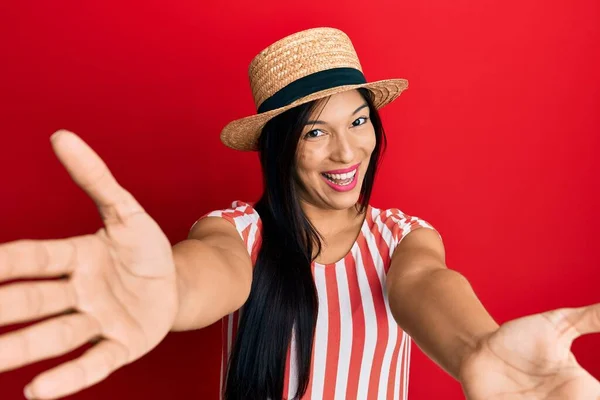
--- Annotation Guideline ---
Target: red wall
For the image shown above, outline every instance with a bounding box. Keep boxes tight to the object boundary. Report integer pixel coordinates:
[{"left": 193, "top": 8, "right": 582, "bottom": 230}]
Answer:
[{"left": 1, "top": 0, "right": 598, "bottom": 399}]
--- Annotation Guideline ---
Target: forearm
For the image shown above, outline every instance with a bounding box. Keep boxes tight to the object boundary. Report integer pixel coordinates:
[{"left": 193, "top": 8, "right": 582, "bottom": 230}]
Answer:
[
  {"left": 388, "top": 268, "right": 499, "bottom": 380},
  {"left": 170, "top": 239, "right": 251, "bottom": 331}
]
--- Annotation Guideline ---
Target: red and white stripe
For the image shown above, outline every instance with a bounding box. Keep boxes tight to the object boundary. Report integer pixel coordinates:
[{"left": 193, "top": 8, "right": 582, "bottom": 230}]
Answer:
[{"left": 198, "top": 201, "right": 438, "bottom": 399}]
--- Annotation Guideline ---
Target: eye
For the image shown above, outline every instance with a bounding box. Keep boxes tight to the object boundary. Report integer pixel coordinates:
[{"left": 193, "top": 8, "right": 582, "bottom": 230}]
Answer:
[
  {"left": 352, "top": 116, "right": 369, "bottom": 127},
  {"left": 304, "top": 129, "right": 325, "bottom": 139}
]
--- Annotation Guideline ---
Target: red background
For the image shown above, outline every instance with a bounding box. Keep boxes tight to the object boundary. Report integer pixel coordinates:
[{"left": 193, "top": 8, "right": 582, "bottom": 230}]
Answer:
[{"left": 1, "top": 0, "right": 599, "bottom": 399}]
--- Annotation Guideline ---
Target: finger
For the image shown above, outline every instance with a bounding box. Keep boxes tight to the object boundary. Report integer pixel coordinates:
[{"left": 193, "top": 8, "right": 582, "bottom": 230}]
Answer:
[
  {"left": 25, "top": 339, "right": 129, "bottom": 400},
  {"left": 0, "top": 279, "right": 77, "bottom": 327},
  {"left": 544, "top": 302, "right": 600, "bottom": 341},
  {"left": 0, "top": 312, "right": 101, "bottom": 373},
  {"left": 50, "top": 129, "right": 145, "bottom": 225},
  {"left": 0, "top": 238, "right": 79, "bottom": 282}
]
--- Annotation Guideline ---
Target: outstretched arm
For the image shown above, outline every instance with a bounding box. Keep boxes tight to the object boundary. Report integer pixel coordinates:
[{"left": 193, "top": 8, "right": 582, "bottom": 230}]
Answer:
[
  {"left": 171, "top": 216, "right": 253, "bottom": 331},
  {"left": 387, "top": 227, "right": 600, "bottom": 399},
  {"left": 386, "top": 228, "right": 499, "bottom": 380}
]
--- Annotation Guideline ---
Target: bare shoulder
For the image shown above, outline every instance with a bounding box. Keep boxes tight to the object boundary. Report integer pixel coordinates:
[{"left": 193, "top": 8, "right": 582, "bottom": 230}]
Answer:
[
  {"left": 188, "top": 214, "right": 242, "bottom": 242},
  {"left": 183, "top": 216, "right": 253, "bottom": 269},
  {"left": 388, "top": 228, "right": 447, "bottom": 282},
  {"left": 397, "top": 227, "right": 446, "bottom": 262}
]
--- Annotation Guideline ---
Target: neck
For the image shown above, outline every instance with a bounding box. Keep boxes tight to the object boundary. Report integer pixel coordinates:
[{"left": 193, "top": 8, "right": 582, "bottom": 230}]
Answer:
[{"left": 299, "top": 199, "right": 363, "bottom": 238}]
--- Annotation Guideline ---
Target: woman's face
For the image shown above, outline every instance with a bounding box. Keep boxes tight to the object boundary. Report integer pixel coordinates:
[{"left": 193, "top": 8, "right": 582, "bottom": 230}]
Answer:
[{"left": 295, "top": 90, "right": 376, "bottom": 211}]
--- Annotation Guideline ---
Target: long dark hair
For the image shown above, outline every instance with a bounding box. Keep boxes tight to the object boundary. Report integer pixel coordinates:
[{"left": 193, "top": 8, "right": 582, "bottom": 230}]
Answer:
[{"left": 224, "top": 88, "right": 387, "bottom": 399}]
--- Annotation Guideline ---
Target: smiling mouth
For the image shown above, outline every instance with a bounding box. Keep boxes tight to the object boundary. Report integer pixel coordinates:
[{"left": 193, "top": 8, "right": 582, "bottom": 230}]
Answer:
[{"left": 321, "top": 167, "right": 358, "bottom": 186}]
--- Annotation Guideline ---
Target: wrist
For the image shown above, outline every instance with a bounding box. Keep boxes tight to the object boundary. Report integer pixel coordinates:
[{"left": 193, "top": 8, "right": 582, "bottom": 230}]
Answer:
[
  {"left": 170, "top": 268, "right": 186, "bottom": 331},
  {"left": 457, "top": 328, "right": 497, "bottom": 383}
]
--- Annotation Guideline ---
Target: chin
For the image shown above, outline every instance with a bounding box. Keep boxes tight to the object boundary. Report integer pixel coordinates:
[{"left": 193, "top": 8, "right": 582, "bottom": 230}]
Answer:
[
  {"left": 332, "top": 199, "right": 360, "bottom": 211},
  {"left": 326, "top": 189, "right": 362, "bottom": 210}
]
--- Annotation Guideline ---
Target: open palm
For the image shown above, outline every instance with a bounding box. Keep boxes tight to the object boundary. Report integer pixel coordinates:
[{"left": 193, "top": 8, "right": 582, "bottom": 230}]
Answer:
[
  {"left": 460, "top": 304, "right": 600, "bottom": 399},
  {"left": 0, "top": 130, "right": 178, "bottom": 399}
]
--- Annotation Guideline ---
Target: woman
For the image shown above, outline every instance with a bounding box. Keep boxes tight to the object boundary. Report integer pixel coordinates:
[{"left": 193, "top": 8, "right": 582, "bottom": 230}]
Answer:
[{"left": 0, "top": 27, "right": 598, "bottom": 400}]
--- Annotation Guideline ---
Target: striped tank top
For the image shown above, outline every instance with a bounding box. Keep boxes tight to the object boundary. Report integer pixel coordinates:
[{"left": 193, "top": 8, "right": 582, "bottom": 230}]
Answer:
[{"left": 201, "top": 201, "right": 438, "bottom": 400}]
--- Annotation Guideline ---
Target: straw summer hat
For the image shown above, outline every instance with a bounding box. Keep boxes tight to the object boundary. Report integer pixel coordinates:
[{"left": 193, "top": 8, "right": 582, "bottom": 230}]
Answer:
[{"left": 220, "top": 27, "right": 409, "bottom": 151}]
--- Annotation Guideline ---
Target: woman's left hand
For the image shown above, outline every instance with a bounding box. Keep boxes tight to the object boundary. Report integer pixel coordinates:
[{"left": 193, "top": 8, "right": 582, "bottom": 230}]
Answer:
[{"left": 459, "top": 303, "right": 600, "bottom": 399}]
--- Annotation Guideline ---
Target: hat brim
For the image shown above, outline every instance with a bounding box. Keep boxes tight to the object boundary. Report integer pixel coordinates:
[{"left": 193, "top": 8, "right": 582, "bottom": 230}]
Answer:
[{"left": 219, "top": 78, "right": 408, "bottom": 151}]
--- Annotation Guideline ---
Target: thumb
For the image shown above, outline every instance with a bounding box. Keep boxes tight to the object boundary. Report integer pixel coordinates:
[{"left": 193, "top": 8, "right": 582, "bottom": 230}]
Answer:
[
  {"left": 50, "top": 129, "right": 145, "bottom": 224},
  {"left": 542, "top": 302, "right": 600, "bottom": 343}
]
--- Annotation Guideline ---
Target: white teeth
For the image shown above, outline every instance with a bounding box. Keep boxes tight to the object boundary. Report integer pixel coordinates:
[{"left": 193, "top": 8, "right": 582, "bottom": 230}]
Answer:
[
  {"left": 322, "top": 168, "right": 357, "bottom": 186},
  {"left": 323, "top": 169, "right": 357, "bottom": 180},
  {"left": 324, "top": 175, "right": 352, "bottom": 185}
]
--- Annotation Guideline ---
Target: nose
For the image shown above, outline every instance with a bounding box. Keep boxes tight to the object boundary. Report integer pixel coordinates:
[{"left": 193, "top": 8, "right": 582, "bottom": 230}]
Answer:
[{"left": 329, "top": 132, "right": 355, "bottom": 164}]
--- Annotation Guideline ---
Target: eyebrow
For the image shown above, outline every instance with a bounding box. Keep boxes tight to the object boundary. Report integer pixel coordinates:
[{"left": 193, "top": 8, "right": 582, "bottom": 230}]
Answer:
[{"left": 305, "top": 103, "right": 369, "bottom": 126}]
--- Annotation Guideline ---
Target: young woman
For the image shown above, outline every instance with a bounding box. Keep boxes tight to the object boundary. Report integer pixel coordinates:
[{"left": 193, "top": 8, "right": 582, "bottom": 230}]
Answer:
[{"left": 0, "top": 27, "right": 598, "bottom": 400}]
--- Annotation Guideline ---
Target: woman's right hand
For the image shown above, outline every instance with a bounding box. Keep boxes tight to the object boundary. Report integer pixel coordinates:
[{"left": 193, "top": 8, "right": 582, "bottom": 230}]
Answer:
[{"left": 0, "top": 130, "right": 179, "bottom": 399}]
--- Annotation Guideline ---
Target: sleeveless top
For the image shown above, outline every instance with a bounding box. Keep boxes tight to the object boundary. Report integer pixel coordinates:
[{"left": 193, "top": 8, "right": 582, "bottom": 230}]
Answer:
[{"left": 198, "top": 201, "right": 440, "bottom": 400}]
